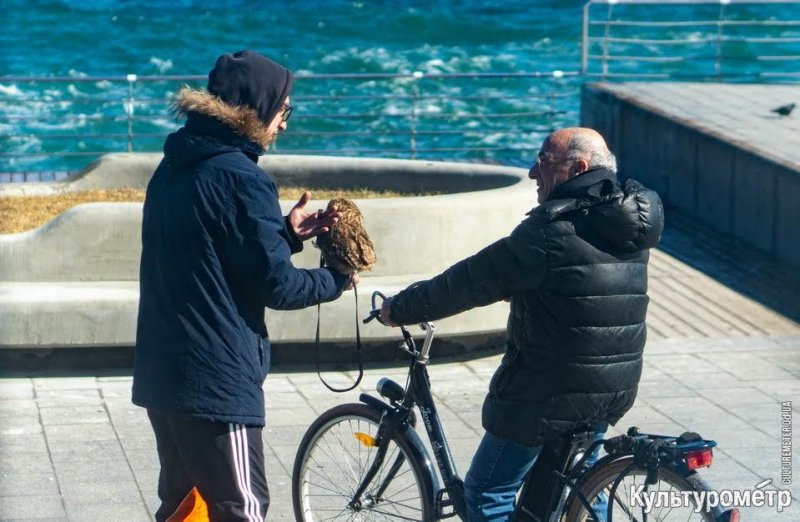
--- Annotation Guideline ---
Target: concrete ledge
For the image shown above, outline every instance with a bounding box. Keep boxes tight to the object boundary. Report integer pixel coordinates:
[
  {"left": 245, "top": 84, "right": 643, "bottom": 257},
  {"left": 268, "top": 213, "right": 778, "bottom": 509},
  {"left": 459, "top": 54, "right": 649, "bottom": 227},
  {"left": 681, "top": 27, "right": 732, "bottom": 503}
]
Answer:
[
  {"left": 0, "top": 279, "right": 509, "bottom": 348},
  {"left": 0, "top": 154, "right": 532, "bottom": 354},
  {"left": 0, "top": 203, "right": 143, "bottom": 282},
  {"left": 581, "top": 82, "right": 800, "bottom": 269},
  {"left": 0, "top": 333, "right": 507, "bottom": 371},
  {"left": 0, "top": 282, "right": 139, "bottom": 347}
]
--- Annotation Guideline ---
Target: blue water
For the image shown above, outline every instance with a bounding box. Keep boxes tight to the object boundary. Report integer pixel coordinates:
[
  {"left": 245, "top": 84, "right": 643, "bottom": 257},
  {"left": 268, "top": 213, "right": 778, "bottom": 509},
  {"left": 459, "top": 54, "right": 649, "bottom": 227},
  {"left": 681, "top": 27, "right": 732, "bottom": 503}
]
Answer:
[
  {"left": 2, "top": 0, "right": 800, "bottom": 174},
  {"left": 2, "top": 1, "right": 581, "bottom": 76}
]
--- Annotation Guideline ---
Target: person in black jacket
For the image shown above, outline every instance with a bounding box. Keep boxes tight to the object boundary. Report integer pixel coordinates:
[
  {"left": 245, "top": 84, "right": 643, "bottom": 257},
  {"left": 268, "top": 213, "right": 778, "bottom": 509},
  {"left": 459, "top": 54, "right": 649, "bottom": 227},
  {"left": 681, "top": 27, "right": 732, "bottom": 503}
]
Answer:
[
  {"left": 381, "top": 127, "right": 664, "bottom": 521},
  {"left": 132, "top": 50, "right": 355, "bottom": 522}
]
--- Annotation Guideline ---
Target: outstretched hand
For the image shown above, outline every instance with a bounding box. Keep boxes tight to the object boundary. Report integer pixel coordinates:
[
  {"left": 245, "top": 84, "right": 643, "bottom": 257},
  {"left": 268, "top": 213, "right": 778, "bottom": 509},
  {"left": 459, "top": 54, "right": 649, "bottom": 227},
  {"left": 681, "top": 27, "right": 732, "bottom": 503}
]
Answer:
[{"left": 287, "top": 191, "right": 342, "bottom": 242}]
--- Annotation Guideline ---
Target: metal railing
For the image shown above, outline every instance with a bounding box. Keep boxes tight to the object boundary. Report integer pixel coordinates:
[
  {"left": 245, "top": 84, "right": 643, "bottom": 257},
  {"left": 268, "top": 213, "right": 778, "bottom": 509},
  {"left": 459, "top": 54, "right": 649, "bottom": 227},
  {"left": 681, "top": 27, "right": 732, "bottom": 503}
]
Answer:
[
  {"left": 3, "top": 0, "right": 800, "bottom": 180},
  {"left": 0, "top": 71, "right": 580, "bottom": 180},
  {"left": 582, "top": 0, "right": 800, "bottom": 80}
]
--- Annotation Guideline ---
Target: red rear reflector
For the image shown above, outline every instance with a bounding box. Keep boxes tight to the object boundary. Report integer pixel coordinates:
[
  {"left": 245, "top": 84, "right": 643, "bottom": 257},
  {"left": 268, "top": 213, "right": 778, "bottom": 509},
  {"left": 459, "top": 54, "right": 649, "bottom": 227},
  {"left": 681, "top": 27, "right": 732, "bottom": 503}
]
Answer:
[{"left": 685, "top": 449, "right": 713, "bottom": 470}]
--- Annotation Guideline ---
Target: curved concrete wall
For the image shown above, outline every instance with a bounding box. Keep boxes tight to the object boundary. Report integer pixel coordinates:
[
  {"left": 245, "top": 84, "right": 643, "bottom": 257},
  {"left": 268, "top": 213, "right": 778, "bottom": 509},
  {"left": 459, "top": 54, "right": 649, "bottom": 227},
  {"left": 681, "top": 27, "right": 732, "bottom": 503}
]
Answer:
[
  {"left": 0, "top": 154, "right": 536, "bottom": 351},
  {"left": 0, "top": 203, "right": 143, "bottom": 282},
  {"left": 0, "top": 153, "right": 522, "bottom": 196},
  {"left": 0, "top": 153, "right": 160, "bottom": 197}
]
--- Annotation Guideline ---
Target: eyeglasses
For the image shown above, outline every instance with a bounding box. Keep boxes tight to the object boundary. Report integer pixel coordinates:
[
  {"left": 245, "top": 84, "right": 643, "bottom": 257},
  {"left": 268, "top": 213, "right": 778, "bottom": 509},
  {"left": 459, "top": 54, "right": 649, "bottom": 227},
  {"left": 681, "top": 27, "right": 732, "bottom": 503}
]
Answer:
[
  {"left": 281, "top": 104, "right": 293, "bottom": 123},
  {"left": 535, "top": 154, "right": 568, "bottom": 168}
]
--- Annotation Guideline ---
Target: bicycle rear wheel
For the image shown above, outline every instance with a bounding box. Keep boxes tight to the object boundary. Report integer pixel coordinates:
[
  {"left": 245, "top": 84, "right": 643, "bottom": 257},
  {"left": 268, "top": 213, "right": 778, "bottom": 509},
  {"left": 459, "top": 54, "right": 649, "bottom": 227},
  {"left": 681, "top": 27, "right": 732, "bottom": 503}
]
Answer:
[
  {"left": 292, "top": 403, "right": 435, "bottom": 521},
  {"left": 563, "top": 456, "right": 721, "bottom": 521}
]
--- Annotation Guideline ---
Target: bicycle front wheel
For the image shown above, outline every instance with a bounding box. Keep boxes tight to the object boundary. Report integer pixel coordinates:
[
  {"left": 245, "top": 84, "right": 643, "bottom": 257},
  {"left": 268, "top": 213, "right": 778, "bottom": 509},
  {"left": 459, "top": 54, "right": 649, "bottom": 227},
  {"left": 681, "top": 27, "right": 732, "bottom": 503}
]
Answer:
[
  {"left": 292, "top": 403, "right": 435, "bottom": 522},
  {"left": 563, "top": 456, "right": 722, "bottom": 521}
]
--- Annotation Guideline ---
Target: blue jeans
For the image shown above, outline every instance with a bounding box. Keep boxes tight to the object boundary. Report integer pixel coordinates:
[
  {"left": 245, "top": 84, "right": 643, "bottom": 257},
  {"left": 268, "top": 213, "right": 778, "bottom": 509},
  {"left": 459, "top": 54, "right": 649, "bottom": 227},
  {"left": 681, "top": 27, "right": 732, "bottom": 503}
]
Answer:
[{"left": 464, "top": 424, "right": 607, "bottom": 522}]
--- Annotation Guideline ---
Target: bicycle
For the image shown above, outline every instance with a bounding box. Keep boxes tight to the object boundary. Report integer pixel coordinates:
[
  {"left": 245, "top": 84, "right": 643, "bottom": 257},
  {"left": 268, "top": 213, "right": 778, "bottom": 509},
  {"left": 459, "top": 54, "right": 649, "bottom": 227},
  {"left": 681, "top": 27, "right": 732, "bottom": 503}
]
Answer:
[{"left": 292, "top": 291, "right": 741, "bottom": 521}]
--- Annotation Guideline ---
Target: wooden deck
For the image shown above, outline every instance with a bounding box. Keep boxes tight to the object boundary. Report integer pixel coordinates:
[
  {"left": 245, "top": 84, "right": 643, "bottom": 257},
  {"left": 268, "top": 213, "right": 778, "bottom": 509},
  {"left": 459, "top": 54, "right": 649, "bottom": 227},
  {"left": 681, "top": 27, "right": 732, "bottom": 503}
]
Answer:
[{"left": 649, "top": 210, "right": 800, "bottom": 340}]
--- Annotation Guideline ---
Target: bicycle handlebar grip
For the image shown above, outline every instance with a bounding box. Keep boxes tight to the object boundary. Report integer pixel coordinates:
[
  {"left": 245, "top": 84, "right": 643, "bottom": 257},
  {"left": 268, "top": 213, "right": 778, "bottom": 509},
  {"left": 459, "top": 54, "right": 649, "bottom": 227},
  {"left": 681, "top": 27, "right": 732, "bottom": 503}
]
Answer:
[
  {"left": 363, "top": 309, "right": 381, "bottom": 324},
  {"left": 364, "top": 290, "right": 391, "bottom": 326}
]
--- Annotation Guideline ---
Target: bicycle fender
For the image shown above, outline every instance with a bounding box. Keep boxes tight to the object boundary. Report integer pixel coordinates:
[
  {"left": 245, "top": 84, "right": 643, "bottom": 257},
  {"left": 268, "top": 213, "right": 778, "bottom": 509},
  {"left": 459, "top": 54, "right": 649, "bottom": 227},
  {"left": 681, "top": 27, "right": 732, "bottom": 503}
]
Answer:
[{"left": 359, "top": 394, "right": 442, "bottom": 494}]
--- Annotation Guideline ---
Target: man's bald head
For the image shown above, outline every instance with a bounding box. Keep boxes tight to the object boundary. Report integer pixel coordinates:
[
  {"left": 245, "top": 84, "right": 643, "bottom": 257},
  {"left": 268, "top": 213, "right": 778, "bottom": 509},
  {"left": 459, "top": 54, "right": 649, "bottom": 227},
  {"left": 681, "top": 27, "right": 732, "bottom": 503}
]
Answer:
[
  {"left": 563, "top": 128, "right": 616, "bottom": 172},
  {"left": 528, "top": 127, "right": 616, "bottom": 203}
]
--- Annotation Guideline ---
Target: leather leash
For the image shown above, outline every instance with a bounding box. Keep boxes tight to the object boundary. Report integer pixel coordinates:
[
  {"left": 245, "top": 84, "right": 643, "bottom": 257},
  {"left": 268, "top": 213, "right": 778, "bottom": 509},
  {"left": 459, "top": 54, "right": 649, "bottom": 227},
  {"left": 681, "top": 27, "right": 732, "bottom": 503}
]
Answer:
[{"left": 315, "top": 254, "right": 364, "bottom": 392}]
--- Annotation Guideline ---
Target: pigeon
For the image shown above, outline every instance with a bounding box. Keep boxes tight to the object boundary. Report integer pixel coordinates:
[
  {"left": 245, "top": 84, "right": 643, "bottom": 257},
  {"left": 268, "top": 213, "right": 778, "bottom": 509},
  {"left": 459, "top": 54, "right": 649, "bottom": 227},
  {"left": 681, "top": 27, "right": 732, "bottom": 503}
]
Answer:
[{"left": 771, "top": 103, "right": 795, "bottom": 117}]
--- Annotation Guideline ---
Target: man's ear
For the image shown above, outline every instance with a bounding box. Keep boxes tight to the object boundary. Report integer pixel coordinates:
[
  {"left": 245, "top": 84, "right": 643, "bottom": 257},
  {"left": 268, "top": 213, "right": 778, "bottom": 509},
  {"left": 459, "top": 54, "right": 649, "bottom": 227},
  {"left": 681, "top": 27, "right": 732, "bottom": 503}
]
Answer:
[{"left": 573, "top": 159, "right": 589, "bottom": 175}]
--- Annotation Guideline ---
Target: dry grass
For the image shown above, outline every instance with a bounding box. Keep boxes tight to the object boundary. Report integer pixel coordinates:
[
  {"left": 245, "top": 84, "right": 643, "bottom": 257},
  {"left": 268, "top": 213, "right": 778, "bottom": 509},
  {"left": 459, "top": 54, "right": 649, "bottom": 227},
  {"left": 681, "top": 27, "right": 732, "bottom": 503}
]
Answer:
[
  {"left": 0, "top": 189, "right": 145, "bottom": 234},
  {"left": 0, "top": 187, "right": 419, "bottom": 234}
]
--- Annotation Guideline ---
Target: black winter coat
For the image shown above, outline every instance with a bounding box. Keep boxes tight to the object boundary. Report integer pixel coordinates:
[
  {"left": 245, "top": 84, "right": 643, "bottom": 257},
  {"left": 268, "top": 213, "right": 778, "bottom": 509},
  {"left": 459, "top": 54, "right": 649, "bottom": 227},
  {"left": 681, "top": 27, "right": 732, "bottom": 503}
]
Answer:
[
  {"left": 390, "top": 168, "right": 664, "bottom": 446},
  {"left": 133, "top": 107, "right": 348, "bottom": 427}
]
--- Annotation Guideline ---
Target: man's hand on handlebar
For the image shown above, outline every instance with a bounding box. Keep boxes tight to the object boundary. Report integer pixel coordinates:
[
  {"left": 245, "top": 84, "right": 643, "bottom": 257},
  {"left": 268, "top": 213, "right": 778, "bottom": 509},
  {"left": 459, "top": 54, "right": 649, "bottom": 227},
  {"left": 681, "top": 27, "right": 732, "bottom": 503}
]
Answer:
[
  {"left": 362, "top": 291, "right": 399, "bottom": 327},
  {"left": 380, "top": 296, "right": 399, "bottom": 327}
]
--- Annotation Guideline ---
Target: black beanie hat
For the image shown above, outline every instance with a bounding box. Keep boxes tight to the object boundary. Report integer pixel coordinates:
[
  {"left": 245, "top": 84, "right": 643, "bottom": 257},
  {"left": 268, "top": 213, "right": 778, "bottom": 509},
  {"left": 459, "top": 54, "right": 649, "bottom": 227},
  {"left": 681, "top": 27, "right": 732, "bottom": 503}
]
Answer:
[{"left": 207, "top": 50, "right": 293, "bottom": 125}]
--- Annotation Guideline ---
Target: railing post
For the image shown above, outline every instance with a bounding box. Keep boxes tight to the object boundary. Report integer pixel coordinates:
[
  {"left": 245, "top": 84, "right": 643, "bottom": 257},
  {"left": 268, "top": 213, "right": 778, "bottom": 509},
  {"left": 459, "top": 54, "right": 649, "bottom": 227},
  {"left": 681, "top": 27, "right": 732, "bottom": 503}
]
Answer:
[
  {"left": 582, "top": 1, "right": 591, "bottom": 75},
  {"left": 126, "top": 74, "right": 137, "bottom": 153},
  {"left": 410, "top": 71, "right": 422, "bottom": 160},
  {"left": 602, "top": 2, "right": 615, "bottom": 80},
  {"left": 715, "top": 0, "right": 730, "bottom": 78}
]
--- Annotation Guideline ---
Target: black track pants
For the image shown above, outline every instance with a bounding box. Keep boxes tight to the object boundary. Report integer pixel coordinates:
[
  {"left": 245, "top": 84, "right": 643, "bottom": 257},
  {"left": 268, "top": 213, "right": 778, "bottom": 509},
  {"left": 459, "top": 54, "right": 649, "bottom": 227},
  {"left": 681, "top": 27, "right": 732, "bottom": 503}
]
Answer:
[{"left": 147, "top": 410, "right": 269, "bottom": 522}]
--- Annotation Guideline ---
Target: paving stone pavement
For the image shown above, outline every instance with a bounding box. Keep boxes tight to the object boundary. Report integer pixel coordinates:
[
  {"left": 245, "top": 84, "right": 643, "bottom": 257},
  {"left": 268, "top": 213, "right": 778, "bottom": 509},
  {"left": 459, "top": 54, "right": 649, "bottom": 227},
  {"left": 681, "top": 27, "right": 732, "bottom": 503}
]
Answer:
[
  {"left": 0, "top": 332, "right": 797, "bottom": 521},
  {"left": 1, "top": 205, "right": 799, "bottom": 521}
]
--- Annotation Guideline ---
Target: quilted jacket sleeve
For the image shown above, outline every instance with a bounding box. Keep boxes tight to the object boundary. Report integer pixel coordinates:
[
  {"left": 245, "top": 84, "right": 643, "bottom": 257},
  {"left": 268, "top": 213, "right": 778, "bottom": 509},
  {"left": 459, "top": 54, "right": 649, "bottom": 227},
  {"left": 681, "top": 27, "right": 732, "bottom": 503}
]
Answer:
[{"left": 390, "top": 216, "right": 549, "bottom": 325}]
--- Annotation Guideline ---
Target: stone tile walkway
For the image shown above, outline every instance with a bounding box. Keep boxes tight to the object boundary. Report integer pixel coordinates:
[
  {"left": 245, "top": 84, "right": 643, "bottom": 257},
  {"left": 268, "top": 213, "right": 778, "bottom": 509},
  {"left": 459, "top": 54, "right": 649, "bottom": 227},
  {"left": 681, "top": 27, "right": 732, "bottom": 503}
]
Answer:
[
  {"left": 0, "top": 333, "right": 798, "bottom": 520},
  {"left": 1, "top": 210, "right": 799, "bottom": 520}
]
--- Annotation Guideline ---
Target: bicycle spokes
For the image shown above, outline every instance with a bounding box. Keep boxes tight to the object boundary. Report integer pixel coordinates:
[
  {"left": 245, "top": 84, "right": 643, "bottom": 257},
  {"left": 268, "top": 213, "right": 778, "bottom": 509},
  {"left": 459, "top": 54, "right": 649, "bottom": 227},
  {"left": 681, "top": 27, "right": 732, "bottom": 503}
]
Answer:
[{"left": 296, "top": 410, "right": 428, "bottom": 521}]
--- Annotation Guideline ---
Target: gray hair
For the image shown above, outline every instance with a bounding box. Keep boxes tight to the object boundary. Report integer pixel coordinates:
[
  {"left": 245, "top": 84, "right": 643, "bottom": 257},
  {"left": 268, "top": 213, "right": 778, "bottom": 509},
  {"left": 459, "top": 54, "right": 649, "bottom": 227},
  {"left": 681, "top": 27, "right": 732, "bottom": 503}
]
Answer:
[{"left": 565, "top": 134, "right": 617, "bottom": 173}]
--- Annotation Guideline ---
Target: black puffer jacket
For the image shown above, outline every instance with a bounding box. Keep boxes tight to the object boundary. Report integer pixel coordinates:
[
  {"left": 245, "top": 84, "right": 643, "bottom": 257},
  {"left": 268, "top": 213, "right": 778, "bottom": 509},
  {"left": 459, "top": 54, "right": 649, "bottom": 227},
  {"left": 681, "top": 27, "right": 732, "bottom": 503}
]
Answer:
[{"left": 390, "top": 168, "right": 664, "bottom": 446}]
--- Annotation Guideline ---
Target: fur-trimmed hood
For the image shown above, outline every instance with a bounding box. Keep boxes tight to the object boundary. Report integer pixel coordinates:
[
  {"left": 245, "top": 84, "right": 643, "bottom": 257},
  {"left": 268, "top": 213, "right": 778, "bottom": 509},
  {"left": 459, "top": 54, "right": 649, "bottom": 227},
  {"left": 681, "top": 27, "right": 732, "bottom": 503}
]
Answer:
[{"left": 173, "top": 87, "right": 275, "bottom": 149}]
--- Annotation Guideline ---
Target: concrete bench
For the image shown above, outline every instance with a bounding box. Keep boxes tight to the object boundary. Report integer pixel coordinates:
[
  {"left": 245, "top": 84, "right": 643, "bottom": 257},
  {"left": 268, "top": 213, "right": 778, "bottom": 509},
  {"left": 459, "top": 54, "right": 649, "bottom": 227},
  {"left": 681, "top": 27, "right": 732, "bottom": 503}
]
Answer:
[{"left": 0, "top": 154, "right": 534, "bottom": 362}]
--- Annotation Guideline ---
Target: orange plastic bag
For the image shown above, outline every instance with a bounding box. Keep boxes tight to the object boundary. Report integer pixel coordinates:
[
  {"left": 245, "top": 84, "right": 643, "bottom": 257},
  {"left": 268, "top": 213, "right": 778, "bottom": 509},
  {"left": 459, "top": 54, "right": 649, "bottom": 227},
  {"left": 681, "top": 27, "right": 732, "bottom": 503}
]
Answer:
[{"left": 166, "top": 487, "right": 209, "bottom": 522}]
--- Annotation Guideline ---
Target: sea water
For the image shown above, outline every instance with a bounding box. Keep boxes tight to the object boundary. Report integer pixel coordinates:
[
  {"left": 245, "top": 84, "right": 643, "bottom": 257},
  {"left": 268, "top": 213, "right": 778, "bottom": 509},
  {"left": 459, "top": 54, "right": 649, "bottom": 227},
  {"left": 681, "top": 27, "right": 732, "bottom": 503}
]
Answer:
[{"left": 2, "top": 0, "right": 799, "bottom": 174}]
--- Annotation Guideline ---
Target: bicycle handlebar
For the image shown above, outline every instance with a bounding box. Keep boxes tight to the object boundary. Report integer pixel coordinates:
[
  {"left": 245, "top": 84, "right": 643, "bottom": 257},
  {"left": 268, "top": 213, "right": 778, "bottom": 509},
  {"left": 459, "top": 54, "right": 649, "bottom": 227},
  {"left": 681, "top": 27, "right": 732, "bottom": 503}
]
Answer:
[
  {"left": 363, "top": 290, "right": 388, "bottom": 326},
  {"left": 363, "top": 290, "right": 437, "bottom": 363},
  {"left": 362, "top": 308, "right": 383, "bottom": 325}
]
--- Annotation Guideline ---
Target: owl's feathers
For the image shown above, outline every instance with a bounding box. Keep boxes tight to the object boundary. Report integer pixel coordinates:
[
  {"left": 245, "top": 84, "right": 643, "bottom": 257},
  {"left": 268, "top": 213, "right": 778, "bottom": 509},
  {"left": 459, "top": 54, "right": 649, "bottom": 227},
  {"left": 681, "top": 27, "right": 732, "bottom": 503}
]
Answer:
[{"left": 315, "top": 198, "right": 377, "bottom": 273}]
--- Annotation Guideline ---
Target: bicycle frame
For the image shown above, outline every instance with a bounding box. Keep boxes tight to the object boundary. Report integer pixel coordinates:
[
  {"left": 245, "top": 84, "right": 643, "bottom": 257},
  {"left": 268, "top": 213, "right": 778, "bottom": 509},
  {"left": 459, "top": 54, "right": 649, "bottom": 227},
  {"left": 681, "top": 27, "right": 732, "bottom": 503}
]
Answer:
[
  {"left": 403, "top": 346, "right": 467, "bottom": 517},
  {"left": 515, "top": 431, "right": 602, "bottom": 522},
  {"left": 354, "top": 322, "right": 468, "bottom": 519},
  {"left": 349, "top": 317, "right": 606, "bottom": 521}
]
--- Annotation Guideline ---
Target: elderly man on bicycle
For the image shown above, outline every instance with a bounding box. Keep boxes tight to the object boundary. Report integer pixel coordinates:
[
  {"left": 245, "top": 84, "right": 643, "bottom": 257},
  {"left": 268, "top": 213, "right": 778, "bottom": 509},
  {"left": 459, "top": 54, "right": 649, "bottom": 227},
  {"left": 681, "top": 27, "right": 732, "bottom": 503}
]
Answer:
[{"left": 381, "top": 127, "right": 664, "bottom": 521}]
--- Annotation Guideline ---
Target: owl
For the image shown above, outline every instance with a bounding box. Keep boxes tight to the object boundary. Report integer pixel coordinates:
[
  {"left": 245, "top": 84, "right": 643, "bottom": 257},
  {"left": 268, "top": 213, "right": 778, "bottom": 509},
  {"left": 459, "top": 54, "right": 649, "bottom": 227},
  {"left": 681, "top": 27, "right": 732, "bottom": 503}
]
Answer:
[{"left": 315, "top": 198, "right": 377, "bottom": 274}]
